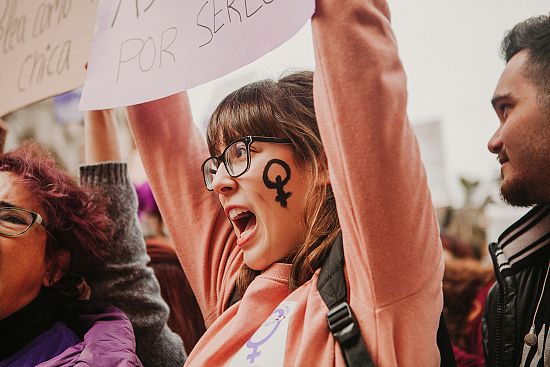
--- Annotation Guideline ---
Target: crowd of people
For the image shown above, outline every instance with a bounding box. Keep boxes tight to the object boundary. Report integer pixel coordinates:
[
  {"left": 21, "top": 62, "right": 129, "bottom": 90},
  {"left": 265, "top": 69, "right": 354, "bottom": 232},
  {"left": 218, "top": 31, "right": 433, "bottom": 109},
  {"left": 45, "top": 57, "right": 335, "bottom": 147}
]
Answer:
[{"left": 0, "top": 0, "right": 549, "bottom": 366}]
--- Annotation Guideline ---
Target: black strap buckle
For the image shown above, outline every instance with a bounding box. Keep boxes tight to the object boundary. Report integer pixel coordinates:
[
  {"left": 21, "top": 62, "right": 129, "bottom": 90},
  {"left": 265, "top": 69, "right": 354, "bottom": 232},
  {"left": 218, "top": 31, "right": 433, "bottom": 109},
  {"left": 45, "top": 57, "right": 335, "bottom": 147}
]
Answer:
[{"left": 327, "top": 302, "right": 359, "bottom": 345}]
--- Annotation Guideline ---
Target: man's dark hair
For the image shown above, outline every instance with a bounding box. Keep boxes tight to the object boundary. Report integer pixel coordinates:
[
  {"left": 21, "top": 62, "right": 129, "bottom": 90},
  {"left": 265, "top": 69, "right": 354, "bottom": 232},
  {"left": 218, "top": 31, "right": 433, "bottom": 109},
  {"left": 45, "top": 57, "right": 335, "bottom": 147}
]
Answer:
[{"left": 501, "top": 14, "right": 550, "bottom": 105}]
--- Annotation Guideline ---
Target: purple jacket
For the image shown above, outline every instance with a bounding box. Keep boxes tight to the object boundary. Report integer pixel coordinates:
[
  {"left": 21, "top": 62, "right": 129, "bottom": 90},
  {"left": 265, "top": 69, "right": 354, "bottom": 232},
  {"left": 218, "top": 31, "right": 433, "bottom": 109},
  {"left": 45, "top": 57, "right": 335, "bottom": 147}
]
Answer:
[{"left": 1, "top": 304, "right": 142, "bottom": 367}]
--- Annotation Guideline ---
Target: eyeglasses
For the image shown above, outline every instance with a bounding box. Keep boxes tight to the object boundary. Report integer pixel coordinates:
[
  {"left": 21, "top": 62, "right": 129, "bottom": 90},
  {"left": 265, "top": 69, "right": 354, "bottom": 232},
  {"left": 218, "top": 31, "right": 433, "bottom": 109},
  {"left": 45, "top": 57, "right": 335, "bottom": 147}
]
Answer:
[
  {"left": 0, "top": 207, "right": 46, "bottom": 237},
  {"left": 201, "top": 136, "right": 292, "bottom": 191}
]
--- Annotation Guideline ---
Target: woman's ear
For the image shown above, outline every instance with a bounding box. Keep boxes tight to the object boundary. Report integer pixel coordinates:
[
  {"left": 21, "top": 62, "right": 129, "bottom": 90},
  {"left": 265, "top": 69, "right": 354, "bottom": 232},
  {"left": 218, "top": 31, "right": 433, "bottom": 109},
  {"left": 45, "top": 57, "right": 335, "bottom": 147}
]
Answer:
[{"left": 42, "top": 250, "right": 70, "bottom": 287}]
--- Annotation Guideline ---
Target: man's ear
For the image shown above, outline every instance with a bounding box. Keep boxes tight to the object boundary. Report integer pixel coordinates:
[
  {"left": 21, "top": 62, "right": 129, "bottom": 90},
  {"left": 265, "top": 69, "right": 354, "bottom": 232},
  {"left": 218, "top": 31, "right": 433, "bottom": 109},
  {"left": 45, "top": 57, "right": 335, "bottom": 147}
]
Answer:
[{"left": 42, "top": 250, "right": 70, "bottom": 287}]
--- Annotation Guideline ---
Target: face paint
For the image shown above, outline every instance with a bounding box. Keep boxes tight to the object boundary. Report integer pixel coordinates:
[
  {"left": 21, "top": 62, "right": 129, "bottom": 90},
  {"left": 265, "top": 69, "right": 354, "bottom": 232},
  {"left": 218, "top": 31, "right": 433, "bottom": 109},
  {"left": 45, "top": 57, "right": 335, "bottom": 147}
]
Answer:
[{"left": 262, "top": 159, "right": 292, "bottom": 208}]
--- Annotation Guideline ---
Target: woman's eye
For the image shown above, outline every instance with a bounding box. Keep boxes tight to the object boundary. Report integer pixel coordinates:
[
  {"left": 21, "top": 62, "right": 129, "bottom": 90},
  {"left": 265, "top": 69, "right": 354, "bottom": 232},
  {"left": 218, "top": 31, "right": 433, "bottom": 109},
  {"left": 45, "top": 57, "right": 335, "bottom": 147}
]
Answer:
[
  {"left": 209, "top": 167, "right": 218, "bottom": 175},
  {"left": 236, "top": 146, "right": 247, "bottom": 158},
  {"left": 0, "top": 215, "right": 27, "bottom": 225}
]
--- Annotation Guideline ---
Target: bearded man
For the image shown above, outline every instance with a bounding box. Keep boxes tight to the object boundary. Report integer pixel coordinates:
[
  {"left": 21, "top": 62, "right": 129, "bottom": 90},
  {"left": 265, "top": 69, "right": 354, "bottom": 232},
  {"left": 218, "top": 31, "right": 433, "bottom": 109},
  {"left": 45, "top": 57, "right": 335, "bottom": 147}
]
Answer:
[{"left": 484, "top": 14, "right": 550, "bottom": 367}]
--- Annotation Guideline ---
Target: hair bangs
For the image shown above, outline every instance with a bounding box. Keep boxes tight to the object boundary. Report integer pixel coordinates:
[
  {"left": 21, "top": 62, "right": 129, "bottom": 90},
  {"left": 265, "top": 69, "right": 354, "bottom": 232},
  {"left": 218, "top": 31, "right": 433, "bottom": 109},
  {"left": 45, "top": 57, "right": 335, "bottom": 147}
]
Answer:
[{"left": 206, "top": 79, "right": 288, "bottom": 155}]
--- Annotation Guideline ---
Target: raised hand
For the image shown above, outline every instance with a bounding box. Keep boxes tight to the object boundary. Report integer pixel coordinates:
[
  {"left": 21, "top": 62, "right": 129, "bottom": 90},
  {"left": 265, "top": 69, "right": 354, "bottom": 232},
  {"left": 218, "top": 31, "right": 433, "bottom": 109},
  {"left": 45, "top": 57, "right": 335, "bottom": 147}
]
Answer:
[{"left": 84, "top": 109, "right": 122, "bottom": 164}]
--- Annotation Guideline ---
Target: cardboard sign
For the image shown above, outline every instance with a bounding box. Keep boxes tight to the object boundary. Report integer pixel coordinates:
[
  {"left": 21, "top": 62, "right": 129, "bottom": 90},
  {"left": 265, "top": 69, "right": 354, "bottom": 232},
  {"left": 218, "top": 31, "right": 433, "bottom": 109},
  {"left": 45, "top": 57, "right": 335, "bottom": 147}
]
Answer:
[
  {"left": 0, "top": 0, "right": 99, "bottom": 117},
  {"left": 79, "top": 0, "right": 315, "bottom": 110}
]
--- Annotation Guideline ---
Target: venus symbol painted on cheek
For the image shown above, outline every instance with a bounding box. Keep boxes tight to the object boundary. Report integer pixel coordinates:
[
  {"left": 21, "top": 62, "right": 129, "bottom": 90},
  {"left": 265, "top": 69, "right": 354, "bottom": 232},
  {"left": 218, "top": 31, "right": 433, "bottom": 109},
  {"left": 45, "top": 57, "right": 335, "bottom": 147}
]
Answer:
[{"left": 262, "top": 159, "right": 292, "bottom": 208}]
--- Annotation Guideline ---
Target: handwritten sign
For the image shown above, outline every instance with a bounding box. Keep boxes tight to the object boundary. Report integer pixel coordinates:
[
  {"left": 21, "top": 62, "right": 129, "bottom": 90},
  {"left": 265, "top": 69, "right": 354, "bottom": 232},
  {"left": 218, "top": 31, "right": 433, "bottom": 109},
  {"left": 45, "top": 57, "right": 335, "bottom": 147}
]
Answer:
[
  {"left": 79, "top": 0, "right": 315, "bottom": 110},
  {"left": 0, "top": 0, "right": 99, "bottom": 117}
]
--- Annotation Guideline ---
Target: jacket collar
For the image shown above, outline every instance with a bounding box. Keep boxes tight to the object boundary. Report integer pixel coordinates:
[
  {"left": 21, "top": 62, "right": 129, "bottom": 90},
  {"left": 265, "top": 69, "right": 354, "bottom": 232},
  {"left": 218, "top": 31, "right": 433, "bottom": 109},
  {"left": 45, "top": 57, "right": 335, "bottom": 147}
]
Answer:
[{"left": 492, "top": 205, "right": 550, "bottom": 276}]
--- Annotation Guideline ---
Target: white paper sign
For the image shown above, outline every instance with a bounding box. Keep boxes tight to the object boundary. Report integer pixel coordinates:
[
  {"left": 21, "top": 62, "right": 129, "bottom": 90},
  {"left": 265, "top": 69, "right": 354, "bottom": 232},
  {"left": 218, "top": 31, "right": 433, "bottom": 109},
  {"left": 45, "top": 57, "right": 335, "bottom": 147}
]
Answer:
[
  {"left": 412, "top": 120, "right": 450, "bottom": 207},
  {"left": 79, "top": 0, "right": 315, "bottom": 110},
  {"left": 0, "top": 0, "right": 99, "bottom": 117}
]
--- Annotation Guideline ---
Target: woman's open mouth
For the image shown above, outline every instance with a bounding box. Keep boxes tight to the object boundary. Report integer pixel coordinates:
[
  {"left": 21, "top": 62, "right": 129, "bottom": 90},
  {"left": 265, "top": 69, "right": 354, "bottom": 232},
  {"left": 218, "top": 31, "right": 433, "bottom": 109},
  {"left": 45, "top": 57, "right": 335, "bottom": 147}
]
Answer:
[{"left": 228, "top": 208, "right": 257, "bottom": 246}]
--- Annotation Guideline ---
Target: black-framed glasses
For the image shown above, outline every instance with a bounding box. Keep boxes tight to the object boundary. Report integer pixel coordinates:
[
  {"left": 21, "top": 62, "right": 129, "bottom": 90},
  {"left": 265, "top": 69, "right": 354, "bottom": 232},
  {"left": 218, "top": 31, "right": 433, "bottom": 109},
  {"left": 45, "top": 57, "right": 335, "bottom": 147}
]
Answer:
[
  {"left": 201, "top": 136, "right": 291, "bottom": 191},
  {"left": 0, "top": 207, "right": 46, "bottom": 237}
]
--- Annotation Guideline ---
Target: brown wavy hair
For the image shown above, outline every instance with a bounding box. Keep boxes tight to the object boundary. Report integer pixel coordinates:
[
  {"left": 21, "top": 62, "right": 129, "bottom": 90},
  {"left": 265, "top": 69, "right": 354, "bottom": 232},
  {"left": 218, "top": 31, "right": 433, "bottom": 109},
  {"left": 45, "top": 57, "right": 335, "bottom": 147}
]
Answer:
[
  {"left": 207, "top": 71, "right": 340, "bottom": 299},
  {"left": 0, "top": 143, "right": 112, "bottom": 302},
  {"left": 442, "top": 254, "right": 494, "bottom": 349}
]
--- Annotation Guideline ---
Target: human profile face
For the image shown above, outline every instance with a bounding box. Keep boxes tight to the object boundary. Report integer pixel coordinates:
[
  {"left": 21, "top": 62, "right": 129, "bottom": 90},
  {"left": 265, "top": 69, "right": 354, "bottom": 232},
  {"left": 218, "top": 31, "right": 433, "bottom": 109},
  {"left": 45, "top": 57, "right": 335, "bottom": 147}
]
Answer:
[
  {"left": 488, "top": 50, "right": 550, "bottom": 206},
  {"left": 211, "top": 140, "right": 312, "bottom": 270},
  {"left": 0, "top": 172, "right": 51, "bottom": 319}
]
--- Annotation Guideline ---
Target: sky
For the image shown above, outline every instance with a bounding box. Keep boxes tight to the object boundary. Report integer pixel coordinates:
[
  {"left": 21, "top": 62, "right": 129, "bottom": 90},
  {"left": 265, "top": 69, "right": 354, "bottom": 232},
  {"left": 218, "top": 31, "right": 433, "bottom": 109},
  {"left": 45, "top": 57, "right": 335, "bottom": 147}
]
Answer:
[{"left": 187, "top": 0, "right": 549, "bottom": 209}]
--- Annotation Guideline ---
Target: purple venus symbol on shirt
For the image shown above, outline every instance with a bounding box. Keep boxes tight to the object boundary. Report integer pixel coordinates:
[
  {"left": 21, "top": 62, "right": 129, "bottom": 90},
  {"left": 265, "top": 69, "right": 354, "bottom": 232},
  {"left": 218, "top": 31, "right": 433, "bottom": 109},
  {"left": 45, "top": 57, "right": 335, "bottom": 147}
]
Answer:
[{"left": 245, "top": 307, "right": 287, "bottom": 364}]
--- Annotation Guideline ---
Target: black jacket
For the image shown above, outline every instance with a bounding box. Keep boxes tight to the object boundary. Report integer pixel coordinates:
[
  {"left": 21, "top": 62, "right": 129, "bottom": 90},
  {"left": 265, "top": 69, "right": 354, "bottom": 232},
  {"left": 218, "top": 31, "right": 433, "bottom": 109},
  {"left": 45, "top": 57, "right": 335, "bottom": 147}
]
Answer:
[{"left": 482, "top": 205, "right": 550, "bottom": 367}]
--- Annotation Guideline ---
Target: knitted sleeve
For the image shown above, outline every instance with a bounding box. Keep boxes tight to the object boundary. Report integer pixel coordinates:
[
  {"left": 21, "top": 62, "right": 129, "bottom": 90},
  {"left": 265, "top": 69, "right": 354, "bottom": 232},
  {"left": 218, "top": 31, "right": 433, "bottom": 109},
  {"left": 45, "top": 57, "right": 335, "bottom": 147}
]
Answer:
[{"left": 80, "top": 162, "right": 186, "bottom": 367}]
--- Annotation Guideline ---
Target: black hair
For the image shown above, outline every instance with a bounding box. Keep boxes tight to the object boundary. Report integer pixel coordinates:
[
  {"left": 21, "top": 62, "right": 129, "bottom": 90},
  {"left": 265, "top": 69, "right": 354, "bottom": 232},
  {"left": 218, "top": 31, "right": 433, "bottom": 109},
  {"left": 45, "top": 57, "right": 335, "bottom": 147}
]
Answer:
[{"left": 501, "top": 14, "right": 550, "bottom": 104}]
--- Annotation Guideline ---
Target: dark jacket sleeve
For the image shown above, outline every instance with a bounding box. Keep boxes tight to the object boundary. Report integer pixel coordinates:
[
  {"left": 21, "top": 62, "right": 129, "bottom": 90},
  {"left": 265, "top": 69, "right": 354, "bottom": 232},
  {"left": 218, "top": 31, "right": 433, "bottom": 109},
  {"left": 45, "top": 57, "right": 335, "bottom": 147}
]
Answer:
[
  {"left": 482, "top": 282, "right": 497, "bottom": 365},
  {"left": 79, "top": 162, "right": 186, "bottom": 367}
]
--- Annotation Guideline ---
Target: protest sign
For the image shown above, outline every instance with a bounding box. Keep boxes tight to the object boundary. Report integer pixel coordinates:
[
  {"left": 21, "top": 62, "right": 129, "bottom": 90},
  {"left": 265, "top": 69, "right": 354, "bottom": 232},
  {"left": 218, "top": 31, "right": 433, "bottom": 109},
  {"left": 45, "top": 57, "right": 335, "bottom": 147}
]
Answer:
[
  {"left": 80, "top": 0, "right": 315, "bottom": 110},
  {"left": 0, "top": 0, "right": 99, "bottom": 117},
  {"left": 413, "top": 120, "right": 450, "bottom": 208}
]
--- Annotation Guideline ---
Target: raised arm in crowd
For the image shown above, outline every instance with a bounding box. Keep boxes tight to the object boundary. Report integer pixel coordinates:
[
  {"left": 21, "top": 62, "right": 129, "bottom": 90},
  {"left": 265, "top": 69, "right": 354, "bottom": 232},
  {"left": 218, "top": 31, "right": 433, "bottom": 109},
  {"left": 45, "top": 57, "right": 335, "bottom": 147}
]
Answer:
[{"left": 127, "top": 0, "right": 443, "bottom": 365}]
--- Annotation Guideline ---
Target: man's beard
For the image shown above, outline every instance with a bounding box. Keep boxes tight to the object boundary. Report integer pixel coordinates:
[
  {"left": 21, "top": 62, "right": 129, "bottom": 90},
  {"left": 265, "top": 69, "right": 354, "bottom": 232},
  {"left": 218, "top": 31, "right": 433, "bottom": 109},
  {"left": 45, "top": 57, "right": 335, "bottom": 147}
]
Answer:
[{"left": 500, "top": 174, "right": 540, "bottom": 207}]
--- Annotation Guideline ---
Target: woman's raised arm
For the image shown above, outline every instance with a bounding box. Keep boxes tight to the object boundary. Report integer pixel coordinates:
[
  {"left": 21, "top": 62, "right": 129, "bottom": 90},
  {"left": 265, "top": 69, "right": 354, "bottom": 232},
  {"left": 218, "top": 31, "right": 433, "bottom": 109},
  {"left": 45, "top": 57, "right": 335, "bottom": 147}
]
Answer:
[
  {"left": 82, "top": 109, "right": 186, "bottom": 367},
  {"left": 312, "top": 0, "right": 444, "bottom": 365}
]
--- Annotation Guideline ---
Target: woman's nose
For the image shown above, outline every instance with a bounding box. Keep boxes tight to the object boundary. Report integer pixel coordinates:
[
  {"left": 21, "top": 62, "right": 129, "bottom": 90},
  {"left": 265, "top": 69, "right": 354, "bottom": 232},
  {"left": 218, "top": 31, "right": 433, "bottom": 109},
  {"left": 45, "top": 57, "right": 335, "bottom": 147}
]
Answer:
[{"left": 212, "top": 164, "right": 237, "bottom": 195}]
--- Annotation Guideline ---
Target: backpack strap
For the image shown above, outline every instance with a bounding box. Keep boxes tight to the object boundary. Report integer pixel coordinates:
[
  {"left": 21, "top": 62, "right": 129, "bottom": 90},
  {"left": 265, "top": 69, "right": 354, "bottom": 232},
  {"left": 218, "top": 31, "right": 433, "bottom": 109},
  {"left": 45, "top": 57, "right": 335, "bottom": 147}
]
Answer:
[
  {"left": 318, "top": 233, "right": 457, "bottom": 367},
  {"left": 317, "top": 233, "right": 375, "bottom": 367},
  {"left": 228, "top": 232, "right": 457, "bottom": 367},
  {"left": 437, "top": 313, "right": 457, "bottom": 367}
]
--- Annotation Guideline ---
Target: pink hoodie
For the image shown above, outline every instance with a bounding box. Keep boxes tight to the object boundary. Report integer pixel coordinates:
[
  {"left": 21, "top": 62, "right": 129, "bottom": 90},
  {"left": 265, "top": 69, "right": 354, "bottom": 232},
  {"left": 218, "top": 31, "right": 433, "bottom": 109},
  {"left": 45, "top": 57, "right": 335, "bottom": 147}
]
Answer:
[{"left": 127, "top": 0, "right": 444, "bottom": 365}]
